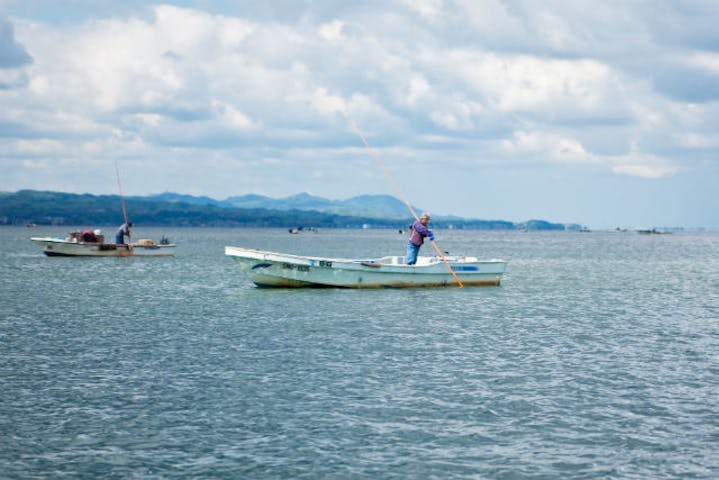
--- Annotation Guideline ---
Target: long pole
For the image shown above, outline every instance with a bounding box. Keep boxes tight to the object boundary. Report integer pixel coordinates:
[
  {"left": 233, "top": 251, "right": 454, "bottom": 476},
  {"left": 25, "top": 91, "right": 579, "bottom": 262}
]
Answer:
[
  {"left": 114, "top": 160, "right": 131, "bottom": 247},
  {"left": 348, "top": 119, "right": 463, "bottom": 288}
]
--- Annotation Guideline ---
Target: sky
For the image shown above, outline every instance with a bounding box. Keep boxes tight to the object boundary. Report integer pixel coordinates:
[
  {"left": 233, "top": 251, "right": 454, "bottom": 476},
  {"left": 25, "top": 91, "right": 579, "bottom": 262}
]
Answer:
[{"left": 1, "top": 1, "right": 718, "bottom": 229}]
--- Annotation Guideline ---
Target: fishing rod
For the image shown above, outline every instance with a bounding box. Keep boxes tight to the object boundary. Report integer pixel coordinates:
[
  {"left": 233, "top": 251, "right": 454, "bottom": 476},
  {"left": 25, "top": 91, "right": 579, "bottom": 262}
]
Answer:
[{"left": 348, "top": 118, "right": 464, "bottom": 288}]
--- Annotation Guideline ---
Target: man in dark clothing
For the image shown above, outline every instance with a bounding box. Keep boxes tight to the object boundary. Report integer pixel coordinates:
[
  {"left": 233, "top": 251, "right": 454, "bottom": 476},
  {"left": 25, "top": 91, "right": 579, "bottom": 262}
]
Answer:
[{"left": 115, "top": 221, "right": 132, "bottom": 245}]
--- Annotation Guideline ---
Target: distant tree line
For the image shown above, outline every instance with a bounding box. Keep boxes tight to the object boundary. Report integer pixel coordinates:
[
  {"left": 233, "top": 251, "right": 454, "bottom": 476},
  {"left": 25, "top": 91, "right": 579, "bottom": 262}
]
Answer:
[{"left": 0, "top": 190, "right": 574, "bottom": 230}]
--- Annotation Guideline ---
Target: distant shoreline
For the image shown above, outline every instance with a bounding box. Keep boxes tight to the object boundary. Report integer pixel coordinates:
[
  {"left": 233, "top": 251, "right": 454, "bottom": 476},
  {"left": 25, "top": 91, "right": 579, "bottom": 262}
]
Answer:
[{"left": 0, "top": 189, "right": 594, "bottom": 231}]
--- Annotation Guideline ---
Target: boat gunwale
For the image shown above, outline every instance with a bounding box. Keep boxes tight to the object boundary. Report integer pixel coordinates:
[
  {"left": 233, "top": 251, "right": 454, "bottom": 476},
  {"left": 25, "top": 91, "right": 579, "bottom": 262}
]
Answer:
[
  {"left": 224, "top": 246, "right": 505, "bottom": 271},
  {"left": 32, "top": 236, "right": 176, "bottom": 248}
]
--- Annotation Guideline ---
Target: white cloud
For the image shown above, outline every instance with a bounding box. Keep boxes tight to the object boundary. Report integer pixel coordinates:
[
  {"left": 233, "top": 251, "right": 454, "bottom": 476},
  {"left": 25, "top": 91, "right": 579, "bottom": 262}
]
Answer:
[
  {"left": 532, "top": 9, "right": 586, "bottom": 51},
  {"left": 398, "top": 0, "right": 446, "bottom": 21},
  {"left": 0, "top": 68, "right": 27, "bottom": 88},
  {"left": 318, "top": 19, "right": 344, "bottom": 42},
  {"left": 610, "top": 162, "right": 678, "bottom": 179},
  {"left": 10, "top": 139, "right": 65, "bottom": 155},
  {"left": 675, "top": 132, "right": 719, "bottom": 148},
  {"left": 2, "top": 1, "right": 718, "bottom": 226},
  {"left": 429, "top": 97, "right": 484, "bottom": 131},
  {"left": 447, "top": 50, "right": 624, "bottom": 118},
  {"left": 501, "top": 130, "right": 680, "bottom": 179},
  {"left": 502, "top": 130, "right": 595, "bottom": 165},
  {"left": 684, "top": 51, "right": 719, "bottom": 77},
  {"left": 405, "top": 75, "right": 430, "bottom": 106},
  {"left": 212, "top": 100, "right": 258, "bottom": 130},
  {"left": 309, "top": 87, "right": 347, "bottom": 117}
]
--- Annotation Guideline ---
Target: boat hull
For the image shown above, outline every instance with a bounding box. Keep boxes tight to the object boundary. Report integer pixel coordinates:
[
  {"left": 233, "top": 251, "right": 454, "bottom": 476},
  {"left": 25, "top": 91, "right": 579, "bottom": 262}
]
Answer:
[
  {"left": 31, "top": 237, "right": 175, "bottom": 257},
  {"left": 225, "top": 246, "right": 505, "bottom": 288}
]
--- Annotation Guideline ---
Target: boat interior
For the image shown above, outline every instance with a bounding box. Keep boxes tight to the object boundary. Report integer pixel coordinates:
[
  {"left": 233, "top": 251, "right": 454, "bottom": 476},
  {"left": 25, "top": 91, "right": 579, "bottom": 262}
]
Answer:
[{"left": 358, "top": 255, "right": 473, "bottom": 266}]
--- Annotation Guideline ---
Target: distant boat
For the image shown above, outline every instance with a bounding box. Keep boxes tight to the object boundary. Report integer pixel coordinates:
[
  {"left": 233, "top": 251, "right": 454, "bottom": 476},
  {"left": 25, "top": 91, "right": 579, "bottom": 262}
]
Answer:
[
  {"left": 637, "top": 228, "right": 670, "bottom": 235},
  {"left": 225, "top": 246, "right": 506, "bottom": 288},
  {"left": 288, "top": 226, "right": 317, "bottom": 234},
  {"left": 30, "top": 161, "right": 176, "bottom": 257},
  {"left": 31, "top": 232, "right": 175, "bottom": 257}
]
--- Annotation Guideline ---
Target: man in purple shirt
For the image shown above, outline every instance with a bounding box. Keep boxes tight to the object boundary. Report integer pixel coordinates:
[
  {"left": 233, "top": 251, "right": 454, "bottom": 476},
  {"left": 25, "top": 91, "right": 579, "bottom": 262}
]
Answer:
[{"left": 406, "top": 212, "right": 434, "bottom": 265}]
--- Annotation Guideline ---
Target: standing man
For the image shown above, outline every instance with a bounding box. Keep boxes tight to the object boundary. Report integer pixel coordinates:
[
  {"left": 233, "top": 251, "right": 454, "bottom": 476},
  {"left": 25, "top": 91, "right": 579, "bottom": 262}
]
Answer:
[
  {"left": 115, "top": 221, "right": 132, "bottom": 245},
  {"left": 406, "top": 212, "right": 434, "bottom": 265}
]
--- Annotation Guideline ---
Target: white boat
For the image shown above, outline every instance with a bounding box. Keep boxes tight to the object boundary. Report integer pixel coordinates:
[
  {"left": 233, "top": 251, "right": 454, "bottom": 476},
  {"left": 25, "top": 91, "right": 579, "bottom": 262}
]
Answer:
[
  {"left": 31, "top": 236, "right": 175, "bottom": 257},
  {"left": 225, "top": 246, "right": 506, "bottom": 288}
]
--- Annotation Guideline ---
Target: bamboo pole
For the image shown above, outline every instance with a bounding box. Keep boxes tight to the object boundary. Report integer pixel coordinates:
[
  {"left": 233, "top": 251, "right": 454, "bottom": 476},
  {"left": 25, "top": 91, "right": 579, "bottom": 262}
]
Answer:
[
  {"left": 114, "top": 160, "right": 132, "bottom": 248},
  {"left": 348, "top": 119, "right": 463, "bottom": 288}
]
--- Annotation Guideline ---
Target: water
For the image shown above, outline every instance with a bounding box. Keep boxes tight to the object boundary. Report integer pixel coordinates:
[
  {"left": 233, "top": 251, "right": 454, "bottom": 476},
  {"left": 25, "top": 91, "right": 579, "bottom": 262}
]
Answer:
[{"left": 2, "top": 226, "right": 718, "bottom": 479}]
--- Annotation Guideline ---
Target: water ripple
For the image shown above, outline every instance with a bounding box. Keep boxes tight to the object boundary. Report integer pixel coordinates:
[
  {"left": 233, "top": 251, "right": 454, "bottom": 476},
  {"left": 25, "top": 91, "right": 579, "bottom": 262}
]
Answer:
[{"left": 2, "top": 228, "right": 719, "bottom": 479}]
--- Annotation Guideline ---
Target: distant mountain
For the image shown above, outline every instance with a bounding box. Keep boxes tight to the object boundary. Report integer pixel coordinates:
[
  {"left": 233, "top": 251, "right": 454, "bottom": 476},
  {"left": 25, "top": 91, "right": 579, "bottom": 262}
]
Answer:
[
  {"left": 145, "top": 192, "right": 221, "bottom": 206},
  {"left": 222, "top": 192, "right": 333, "bottom": 211},
  {"left": 335, "top": 195, "right": 416, "bottom": 218},
  {"left": 0, "top": 190, "right": 408, "bottom": 228},
  {"left": 0, "top": 189, "right": 577, "bottom": 230},
  {"left": 220, "top": 194, "right": 277, "bottom": 209},
  {"left": 222, "top": 193, "right": 417, "bottom": 218}
]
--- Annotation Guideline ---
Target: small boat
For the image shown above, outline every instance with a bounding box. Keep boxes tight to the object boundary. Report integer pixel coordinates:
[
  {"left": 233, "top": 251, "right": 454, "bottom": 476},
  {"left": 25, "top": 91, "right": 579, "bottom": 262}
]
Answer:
[
  {"left": 225, "top": 246, "right": 506, "bottom": 288},
  {"left": 30, "top": 163, "right": 177, "bottom": 257},
  {"left": 31, "top": 233, "right": 175, "bottom": 257}
]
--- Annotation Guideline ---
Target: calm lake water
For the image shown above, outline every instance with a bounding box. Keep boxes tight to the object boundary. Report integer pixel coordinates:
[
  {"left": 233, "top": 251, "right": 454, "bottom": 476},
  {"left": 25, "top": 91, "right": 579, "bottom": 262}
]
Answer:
[{"left": 2, "top": 226, "right": 719, "bottom": 479}]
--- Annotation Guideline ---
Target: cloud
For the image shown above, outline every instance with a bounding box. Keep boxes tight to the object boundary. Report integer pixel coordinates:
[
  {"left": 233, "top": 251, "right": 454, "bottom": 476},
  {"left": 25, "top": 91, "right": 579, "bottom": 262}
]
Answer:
[
  {"left": 502, "top": 130, "right": 681, "bottom": 179},
  {"left": 318, "top": 19, "right": 344, "bottom": 42},
  {"left": 0, "top": 18, "right": 32, "bottom": 88},
  {"left": 502, "top": 130, "right": 594, "bottom": 165},
  {"left": 685, "top": 51, "right": 719, "bottom": 76},
  {"left": 610, "top": 162, "right": 678, "bottom": 179},
  {"left": 459, "top": 52, "right": 618, "bottom": 114},
  {"left": 398, "top": 0, "right": 446, "bottom": 22},
  {"left": 308, "top": 88, "right": 347, "bottom": 117},
  {"left": 1, "top": 0, "right": 718, "bottom": 218},
  {"left": 0, "top": 18, "right": 32, "bottom": 68},
  {"left": 675, "top": 132, "right": 719, "bottom": 149}
]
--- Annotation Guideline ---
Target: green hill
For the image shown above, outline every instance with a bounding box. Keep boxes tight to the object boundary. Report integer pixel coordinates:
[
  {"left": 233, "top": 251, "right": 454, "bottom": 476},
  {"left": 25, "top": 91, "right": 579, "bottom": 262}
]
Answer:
[{"left": 0, "top": 190, "right": 574, "bottom": 230}]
